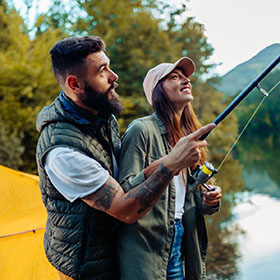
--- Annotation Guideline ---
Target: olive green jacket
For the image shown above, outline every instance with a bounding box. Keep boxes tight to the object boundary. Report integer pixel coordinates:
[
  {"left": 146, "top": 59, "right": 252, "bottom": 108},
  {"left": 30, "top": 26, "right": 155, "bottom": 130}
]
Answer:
[{"left": 118, "top": 113, "right": 219, "bottom": 280}]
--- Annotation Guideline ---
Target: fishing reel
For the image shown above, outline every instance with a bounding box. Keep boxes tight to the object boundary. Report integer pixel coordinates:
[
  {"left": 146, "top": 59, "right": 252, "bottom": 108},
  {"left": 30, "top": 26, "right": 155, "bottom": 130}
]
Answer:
[{"left": 187, "top": 161, "right": 218, "bottom": 192}]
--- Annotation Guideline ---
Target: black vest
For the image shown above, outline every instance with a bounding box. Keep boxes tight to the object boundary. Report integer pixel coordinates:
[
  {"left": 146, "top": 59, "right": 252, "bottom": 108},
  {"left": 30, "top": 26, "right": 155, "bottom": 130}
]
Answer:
[{"left": 36, "top": 95, "right": 121, "bottom": 279}]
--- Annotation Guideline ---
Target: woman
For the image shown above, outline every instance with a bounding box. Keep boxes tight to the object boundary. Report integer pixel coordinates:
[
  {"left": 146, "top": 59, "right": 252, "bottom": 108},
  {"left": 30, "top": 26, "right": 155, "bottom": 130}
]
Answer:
[{"left": 118, "top": 57, "right": 222, "bottom": 280}]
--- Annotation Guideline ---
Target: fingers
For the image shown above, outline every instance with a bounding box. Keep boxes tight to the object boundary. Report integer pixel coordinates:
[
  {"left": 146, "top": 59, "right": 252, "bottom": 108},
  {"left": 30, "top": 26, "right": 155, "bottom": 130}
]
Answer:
[
  {"left": 189, "top": 123, "right": 216, "bottom": 140},
  {"left": 204, "top": 186, "right": 222, "bottom": 206},
  {"left": 169, "top": 123, "right": 215, "bottom": 172},
  {"left": 205, "top": 186, "right": 222, "bottom": 197},
  {"left": 206, "top": 186, "right": 221, "bottom": 194}
]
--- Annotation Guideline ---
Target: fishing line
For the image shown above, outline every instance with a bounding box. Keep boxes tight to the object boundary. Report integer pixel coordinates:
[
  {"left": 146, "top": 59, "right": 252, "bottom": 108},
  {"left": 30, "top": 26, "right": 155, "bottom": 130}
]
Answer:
[
  {"left": 189, "top": 56, "right": 279, "bottom": 191},
  {"left": 217, "top": 79, "right": 280, "bottom": 171}
]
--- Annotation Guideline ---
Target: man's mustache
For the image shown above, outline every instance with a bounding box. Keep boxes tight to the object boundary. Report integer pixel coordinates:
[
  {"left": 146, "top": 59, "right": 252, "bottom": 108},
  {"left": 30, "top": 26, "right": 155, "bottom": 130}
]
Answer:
[{"left": 107, "top": 82, "right": 118, "bottom": 93}]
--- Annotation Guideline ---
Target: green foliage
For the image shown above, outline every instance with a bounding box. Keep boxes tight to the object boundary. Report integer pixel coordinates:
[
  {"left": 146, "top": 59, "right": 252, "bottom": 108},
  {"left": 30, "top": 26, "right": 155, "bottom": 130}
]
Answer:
[
  {"left": 192, "top": 79, "right": 243, "bottom": 190},
  {"left": 0, "top": 118, "right": 25, "bottom": 169},
  {"left": 236, "top": 71, "right": 280, "bottom": 193},
  {"left": 0, "top": 1, "right": 64, "bottom": 172},
  {"left": 234, "top": 69, "right": 280, "bottom": 191},
  {"left": 171, "top": 17, "right": 216, "bottom": 76},
  {"left": 192, "top": 79, "right": 244, "bottom": 278},
  {"left": 240, "top": 70, "right": 280, "bottom": 136}
]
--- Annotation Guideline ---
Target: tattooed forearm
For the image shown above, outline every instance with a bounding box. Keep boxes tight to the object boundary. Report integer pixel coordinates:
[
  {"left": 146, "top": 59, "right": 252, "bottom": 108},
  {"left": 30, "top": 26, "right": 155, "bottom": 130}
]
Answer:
[
  {"left": 126, "top": 163, "right": 173, "bottom": 213},
  {"left": 82, "top": 163, "right": 174, "bottom": 222},
  {"left": 91, "top": 180, "right": 118, "bottom": 211}
]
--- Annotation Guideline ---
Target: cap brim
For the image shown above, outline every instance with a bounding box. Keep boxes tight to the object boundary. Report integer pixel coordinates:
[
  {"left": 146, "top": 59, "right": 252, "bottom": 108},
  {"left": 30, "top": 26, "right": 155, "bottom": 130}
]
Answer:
[{"left": 160, "top": 57, "right": 195, "bottom": 81}]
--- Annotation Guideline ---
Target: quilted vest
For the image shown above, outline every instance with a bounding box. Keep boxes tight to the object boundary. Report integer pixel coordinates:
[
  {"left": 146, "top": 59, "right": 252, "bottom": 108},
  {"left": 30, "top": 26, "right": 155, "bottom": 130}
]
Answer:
[{"left": 36, "top": 94, "right": 121, "bottom": 280}]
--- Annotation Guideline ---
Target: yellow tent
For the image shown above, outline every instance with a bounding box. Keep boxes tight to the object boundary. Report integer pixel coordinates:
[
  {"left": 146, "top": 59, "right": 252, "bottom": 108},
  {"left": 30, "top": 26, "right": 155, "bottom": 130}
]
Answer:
[{"left": 0, "top": 165, "right": 59, "bottom": 279}]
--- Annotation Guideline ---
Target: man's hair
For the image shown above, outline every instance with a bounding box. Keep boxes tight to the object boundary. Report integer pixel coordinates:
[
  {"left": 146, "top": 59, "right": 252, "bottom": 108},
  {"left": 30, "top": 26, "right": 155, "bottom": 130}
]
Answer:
[{"left": 49, "top": 36, "right": 105, "bottom": 83}]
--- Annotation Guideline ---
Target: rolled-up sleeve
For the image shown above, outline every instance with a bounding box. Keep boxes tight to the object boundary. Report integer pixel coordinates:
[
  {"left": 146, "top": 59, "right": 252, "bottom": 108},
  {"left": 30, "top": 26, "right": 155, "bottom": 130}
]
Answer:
[{"left": 44, "top": 147, "right": 109, "bottom": 202}]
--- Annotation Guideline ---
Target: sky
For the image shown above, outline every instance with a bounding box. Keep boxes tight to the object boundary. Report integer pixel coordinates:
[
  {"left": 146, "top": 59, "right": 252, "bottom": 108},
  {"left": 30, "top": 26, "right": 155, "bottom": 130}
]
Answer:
[
  {"left": 184, "top": 0, "right": 280, "bottom": 75},
  {"left": 14, "top": 0, "right": 280, "bottom": 76}
]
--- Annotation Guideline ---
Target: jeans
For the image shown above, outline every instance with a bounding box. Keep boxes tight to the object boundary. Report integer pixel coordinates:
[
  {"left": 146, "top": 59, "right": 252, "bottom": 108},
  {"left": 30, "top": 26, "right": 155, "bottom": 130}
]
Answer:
[{"left": 166, "top": 219, "right": 185, "bottom": 280}]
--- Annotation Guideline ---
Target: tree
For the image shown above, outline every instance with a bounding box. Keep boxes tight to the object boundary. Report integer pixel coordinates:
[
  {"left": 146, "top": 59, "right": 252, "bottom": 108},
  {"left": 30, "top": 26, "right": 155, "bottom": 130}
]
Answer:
[
  {"left": 0, "top": 1, "right": 29, "bottom": 169},
  {"left": 0, "top": 0, "right": 64, "bottom": 172}
]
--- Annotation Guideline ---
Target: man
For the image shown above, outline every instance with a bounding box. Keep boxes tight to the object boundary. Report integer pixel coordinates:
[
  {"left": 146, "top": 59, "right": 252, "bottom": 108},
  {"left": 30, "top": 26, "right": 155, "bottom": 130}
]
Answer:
[{"left": 36, "top": 36, "right": 216, "bottom": 280}]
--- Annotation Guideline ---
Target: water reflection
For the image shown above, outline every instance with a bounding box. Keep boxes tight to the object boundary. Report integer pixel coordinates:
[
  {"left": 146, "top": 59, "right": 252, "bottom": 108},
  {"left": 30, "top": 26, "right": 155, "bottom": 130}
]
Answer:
[
  {"left": 200, "top": 114, "right": 280, "bottom": 279},
  {"left": 205, "top": 197, "right": 242, "bottom": 279},
  {"left": 236, "top": 134, "right": 280, "bottom": 196},
  {"left": 242, "top": 170, "right": 280, "bottom": 198},
  {"left": 205, "top": 192, "right": 280, "bottom": 279},
  {"left": 233, "top": 193, "right": 280, "bottom": 280},
  {"left": 204, "top": 130, "right": 280, "bottom": 279}
]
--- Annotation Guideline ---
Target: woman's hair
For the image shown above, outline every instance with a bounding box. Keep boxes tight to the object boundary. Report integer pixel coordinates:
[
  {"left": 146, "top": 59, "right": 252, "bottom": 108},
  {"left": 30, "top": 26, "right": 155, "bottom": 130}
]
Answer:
[{"left": 152, "top": 81, "right": 207, "bottom": 167}]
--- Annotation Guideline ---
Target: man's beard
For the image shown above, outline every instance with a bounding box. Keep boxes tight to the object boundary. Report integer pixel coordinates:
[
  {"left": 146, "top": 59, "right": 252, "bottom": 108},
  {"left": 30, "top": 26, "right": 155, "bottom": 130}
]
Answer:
[{"left": 81, "top": 81, "right": 124, "bottom": 117}]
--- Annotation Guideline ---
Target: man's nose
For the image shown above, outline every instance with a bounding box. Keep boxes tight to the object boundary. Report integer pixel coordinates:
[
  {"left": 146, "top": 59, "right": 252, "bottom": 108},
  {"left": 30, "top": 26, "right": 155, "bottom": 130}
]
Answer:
[{"left": 109, "top": 69, "right": 118, "bottom": 83}]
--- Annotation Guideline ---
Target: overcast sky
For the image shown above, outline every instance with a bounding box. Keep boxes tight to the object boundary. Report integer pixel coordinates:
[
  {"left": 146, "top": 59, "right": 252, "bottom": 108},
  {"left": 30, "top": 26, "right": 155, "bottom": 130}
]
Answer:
[
  {"left": 14, "top": 0, "right": 280, "bottom": 76},
  {"left": 185, "top": 0, "right": 280, "bottom": 75}
]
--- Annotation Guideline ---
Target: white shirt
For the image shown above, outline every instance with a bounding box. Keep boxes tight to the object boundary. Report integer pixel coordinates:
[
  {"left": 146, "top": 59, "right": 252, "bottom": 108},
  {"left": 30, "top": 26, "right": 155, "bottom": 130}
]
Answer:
[
  {"left": 173, "top": 172, "right": 186, "bottom": 219},
  {"left": 44, "top": 147, "right": 110, "bottom": 202}
]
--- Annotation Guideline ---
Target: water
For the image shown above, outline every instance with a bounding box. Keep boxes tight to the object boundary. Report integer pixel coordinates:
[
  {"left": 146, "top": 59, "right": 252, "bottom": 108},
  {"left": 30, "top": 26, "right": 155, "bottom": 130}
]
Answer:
[
  {"left": 224, "top": 125, "right": 280, "bottom": 279},
  {"left": 233, "top": 193, "right": 280, "bottom": 279}
]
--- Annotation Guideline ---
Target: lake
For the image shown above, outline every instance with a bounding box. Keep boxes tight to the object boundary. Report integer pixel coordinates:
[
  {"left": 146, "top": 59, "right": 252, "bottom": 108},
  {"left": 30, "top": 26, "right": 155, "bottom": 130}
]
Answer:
[
  {"left": 233, "top": 192, "right": 280, "bottom": 280},
  {"left": 205, "top": 131, "right": 280, "bottom": 279},
  {"left": 221, "top": 127, "right": 280, "bottom": 279},
  {"left": 234, "top": 131, "right": 280, "bottom": 279}
]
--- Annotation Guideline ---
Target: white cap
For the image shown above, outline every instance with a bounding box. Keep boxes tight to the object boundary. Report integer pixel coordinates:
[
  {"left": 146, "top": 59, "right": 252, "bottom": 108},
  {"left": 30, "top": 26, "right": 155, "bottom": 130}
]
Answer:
[{"left": 143, "top": 57, "right": 195, "bottom": 104}]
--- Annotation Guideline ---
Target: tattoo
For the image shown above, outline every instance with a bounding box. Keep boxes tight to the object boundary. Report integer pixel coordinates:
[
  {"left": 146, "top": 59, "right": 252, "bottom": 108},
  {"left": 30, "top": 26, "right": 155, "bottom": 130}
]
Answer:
[
  {"left": 126, "top": 163, "right": 173, "bottom": 214},
  {"left": 92, "top": 179, "right": 118, "bottom": 211}
]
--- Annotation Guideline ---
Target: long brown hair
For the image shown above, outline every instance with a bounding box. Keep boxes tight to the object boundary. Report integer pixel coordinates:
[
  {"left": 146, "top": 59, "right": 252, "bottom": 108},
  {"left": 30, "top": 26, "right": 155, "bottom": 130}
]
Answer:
[{"left": 152, "top": 81, "right": 207, "bottom": 168}]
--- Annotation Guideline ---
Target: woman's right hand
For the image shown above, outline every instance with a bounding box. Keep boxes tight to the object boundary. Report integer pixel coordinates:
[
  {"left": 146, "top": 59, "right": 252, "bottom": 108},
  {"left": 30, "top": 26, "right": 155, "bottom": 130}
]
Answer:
[{"left": 163, "top": 123, "right": 216, "bottom": 175}]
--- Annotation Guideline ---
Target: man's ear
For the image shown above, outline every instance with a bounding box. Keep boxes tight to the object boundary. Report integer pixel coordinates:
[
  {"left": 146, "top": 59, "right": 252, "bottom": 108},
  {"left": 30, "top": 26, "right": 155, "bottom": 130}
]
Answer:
[{"left": 66, "top": 75, "right": 83, "bottom": 94}]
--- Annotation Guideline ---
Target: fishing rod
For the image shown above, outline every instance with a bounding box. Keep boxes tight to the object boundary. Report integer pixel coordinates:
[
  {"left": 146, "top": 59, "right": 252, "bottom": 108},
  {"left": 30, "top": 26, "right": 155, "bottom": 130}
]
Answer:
[
  {"left": 188, "top": 55, "right": 280, "bottom": 192},
  {"left": 200, "top": 54, "right": 280, "bottom": 140}
]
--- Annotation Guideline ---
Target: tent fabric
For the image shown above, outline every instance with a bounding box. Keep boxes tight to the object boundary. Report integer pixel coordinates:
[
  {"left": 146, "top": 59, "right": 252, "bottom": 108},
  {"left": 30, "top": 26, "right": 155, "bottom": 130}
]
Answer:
[{"left": 0, "top": 165, "right": 59, "bottom": 279}]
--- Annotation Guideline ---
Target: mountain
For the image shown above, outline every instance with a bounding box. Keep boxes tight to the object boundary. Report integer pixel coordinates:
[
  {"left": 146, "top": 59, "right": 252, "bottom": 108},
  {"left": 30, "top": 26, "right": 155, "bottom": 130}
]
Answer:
[{"left": 216, "top": 43, "right": 280, "bottom": 96}]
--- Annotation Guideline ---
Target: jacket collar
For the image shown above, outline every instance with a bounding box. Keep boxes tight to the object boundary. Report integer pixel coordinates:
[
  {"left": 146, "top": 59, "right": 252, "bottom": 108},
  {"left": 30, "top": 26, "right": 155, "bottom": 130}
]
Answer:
[
  {"left": 152, "top": 112, "right": 168, "bottom": 135},
  {"left": 59, "top": 91, "right": 112, "bottom": 130},
  {"left": 59, "top": 91, "right": 91, "bottom": 125}
]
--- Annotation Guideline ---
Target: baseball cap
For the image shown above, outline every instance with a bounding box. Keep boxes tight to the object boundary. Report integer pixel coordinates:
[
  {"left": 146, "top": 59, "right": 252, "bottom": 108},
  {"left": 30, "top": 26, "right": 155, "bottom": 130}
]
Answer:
[{"left": 143, "top": 57, "right": 195, "bottom": 104}]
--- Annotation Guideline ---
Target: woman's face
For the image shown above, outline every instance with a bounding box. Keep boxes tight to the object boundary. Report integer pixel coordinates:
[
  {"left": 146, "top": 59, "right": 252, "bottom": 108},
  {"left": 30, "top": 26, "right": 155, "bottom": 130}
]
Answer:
[{"left": 162, "top": 67, "right": 193, "bottom": 111}]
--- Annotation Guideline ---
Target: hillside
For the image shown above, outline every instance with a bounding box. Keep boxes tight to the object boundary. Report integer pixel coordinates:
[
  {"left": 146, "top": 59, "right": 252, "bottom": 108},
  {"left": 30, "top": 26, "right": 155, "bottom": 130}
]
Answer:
[{"left": 216, "top": 43, "right": 280, "bottom": 96}]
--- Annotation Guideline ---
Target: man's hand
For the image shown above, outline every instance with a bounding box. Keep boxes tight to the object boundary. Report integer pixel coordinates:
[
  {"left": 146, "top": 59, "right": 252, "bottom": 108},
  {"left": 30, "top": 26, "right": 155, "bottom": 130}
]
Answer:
[{"left": 204, "top": 186, "right": 222, "bottom": 207}]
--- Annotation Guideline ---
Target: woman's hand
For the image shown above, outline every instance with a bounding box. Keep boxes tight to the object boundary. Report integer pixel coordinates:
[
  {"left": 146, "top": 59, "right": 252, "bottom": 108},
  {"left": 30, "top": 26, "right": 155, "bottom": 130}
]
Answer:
[
  {"left": 164, "top": 123, "right": 216, "bottom": 175},
  {"left": 203, "top": 186, "right": 222, "bottom": 207}
]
